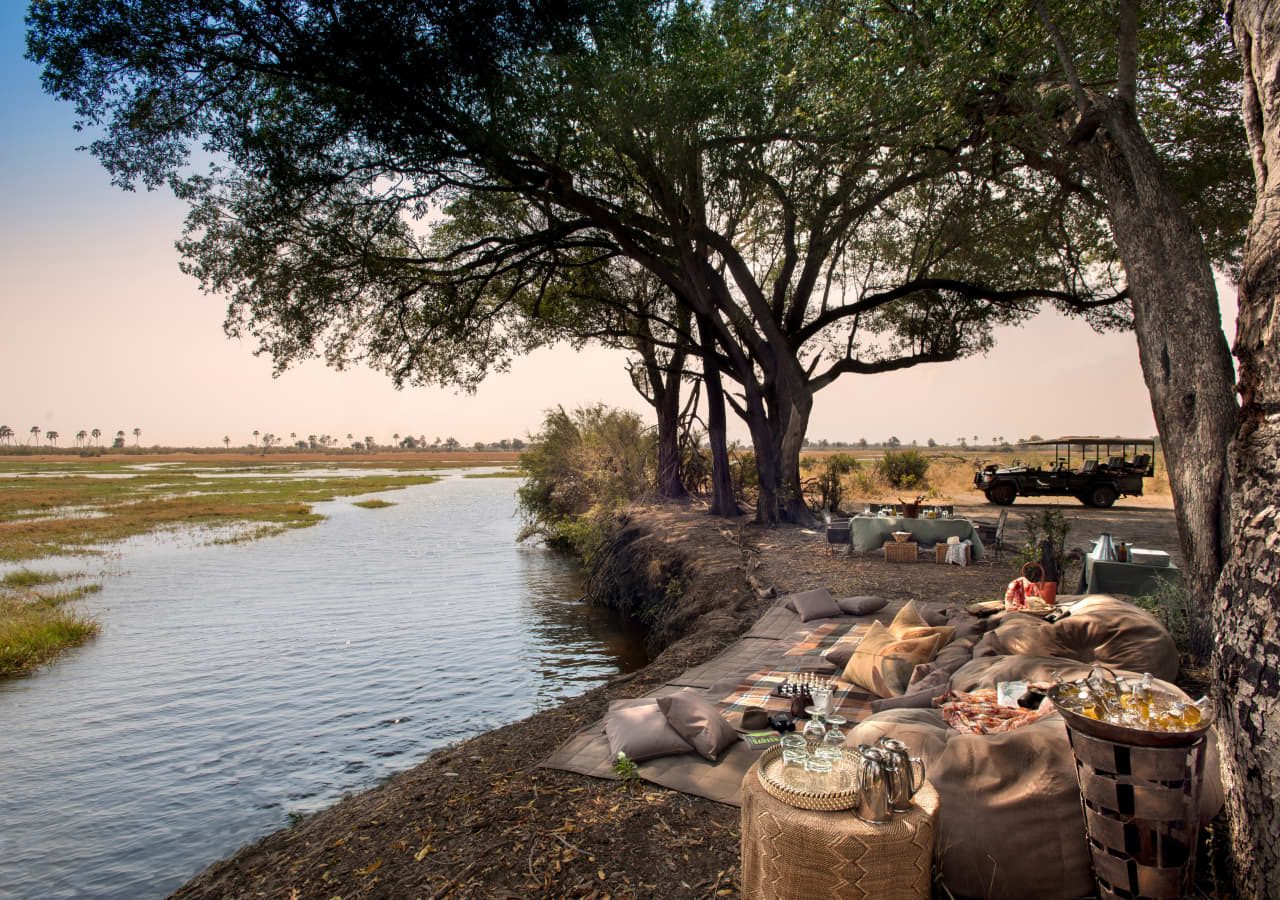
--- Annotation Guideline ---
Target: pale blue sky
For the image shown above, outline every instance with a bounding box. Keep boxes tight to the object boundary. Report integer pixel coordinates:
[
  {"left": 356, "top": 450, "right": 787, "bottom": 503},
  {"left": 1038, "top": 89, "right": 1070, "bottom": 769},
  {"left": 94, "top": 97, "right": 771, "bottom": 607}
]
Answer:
[{"left": 0, "top": 6, "right": 1239, "bottom": 447}]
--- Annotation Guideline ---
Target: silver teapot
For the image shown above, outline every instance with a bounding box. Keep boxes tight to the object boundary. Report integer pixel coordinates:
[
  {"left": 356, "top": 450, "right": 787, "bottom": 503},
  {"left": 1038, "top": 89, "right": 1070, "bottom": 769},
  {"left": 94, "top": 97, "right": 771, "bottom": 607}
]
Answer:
[
  {"left": 877, "top": 736, "right": 927, "bottom": 812},
  {"left": 854, "top": 745, "right": 893, "bottom": 824}
]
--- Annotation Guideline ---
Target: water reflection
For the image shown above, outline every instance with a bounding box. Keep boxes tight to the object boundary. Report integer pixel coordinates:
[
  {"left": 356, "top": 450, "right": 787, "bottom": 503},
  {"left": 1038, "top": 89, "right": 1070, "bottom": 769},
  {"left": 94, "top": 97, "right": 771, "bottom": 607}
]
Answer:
[{"left": 0, "top": 474, "right": 646, "bottom": 899}]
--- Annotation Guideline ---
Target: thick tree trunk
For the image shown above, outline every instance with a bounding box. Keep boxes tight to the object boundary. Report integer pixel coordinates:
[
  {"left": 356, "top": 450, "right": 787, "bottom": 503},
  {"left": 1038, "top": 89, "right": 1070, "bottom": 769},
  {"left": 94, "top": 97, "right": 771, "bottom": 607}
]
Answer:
[
  {"left": 1082, "top": 101, "right": 1238, "bottom": 619},
  {"left": 1214, "top": 6, "right": 1280, "bottom": 895},
  {"left": 697, "top": 316, "right": 739, "bottom": 518},
  {"left": 771, "top": 374, "right": 816, "bottom": 525},
  {"left": 741, "top": 387, "right": 783, "bottom": 525},
  {"left": 653, "top": 372, "right": 688, "bottom": 501}
]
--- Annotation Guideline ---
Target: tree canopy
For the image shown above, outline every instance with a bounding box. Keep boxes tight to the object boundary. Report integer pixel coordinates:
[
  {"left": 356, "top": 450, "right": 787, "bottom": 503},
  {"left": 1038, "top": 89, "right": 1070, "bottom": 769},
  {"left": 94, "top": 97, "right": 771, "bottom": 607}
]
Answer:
[{"left": 28, "top": 0, "right": 1244, "bottom": 520}]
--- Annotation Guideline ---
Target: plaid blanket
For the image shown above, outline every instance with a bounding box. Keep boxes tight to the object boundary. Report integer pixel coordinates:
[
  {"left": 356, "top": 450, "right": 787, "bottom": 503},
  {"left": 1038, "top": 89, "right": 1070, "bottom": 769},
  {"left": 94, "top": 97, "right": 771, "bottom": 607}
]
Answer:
[
  {"left": 716, "top": 669, "right": 874, "bottom": 723},
  {"left": 782, "top": 622, "right": 865, "bottom": 657}
]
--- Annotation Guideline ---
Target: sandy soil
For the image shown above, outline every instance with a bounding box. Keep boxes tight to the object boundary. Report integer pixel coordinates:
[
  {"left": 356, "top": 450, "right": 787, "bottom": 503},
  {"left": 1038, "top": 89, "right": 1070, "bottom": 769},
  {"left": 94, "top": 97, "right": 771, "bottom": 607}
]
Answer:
[{"left": 174, "top": 497, "right": 1182, "bottom": 899}]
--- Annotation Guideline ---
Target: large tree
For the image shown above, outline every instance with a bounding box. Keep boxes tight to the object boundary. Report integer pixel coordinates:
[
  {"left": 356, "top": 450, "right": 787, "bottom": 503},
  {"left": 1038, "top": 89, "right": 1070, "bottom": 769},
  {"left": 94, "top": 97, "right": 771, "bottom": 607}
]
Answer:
[
  {"left": 28, "top": 0, "right": 1127, "bottom": 523},
  {"left": 1214, "top": 3, "right": 1280, "bottom": 893}
]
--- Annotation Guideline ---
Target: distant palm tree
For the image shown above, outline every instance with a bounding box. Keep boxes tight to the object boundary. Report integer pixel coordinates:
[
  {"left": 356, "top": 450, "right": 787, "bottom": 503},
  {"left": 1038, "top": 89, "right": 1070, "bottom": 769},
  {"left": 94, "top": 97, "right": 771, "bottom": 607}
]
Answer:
[
  {"left": 253, "top": 430, "right": 260, "bottom": 447},
  {"left": 30, "top": 425, "right": 40, "bottom": 446},
  {"left": 46, "top": 430, "right": 59, "bottom": 447},
  {"left": 133, "top": 427, "right": 142, "bottom": 447},
  {"left": 346, "top": 433, "right": 353, "bottom": 443},
  {"left": 91, "top": 428, "right": 101, "bottom": 446},
  {"left": 223, "top": 435, "right": 230, "bottom": 449},
  {"left": 76, "top": 429, "right": 88, "bottom": 447},
  {"left": 115, "top": 430, "right": 125, "bottom": 445},
  {"left": 0, "top": 425, "right": 12, "bottom": 445}
]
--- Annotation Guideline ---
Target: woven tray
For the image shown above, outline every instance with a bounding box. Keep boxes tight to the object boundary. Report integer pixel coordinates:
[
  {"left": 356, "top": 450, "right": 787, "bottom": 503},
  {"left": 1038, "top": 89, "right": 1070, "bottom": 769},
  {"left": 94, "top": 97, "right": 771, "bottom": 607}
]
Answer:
[{"left": 756, "top": 745, "right": 861, "bottom": 811}]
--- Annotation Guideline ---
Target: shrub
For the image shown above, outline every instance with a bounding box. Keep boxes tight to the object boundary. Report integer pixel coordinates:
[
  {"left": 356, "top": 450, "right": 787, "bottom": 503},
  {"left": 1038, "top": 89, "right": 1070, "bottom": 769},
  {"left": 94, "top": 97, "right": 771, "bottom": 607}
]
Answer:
[
  {"left": 806, "top": 453, "right": 861, "bottom": 514},
  {"left": 516, "top": 404, "right": 654, "bottom": 559},
  {"left": 1134, "top": 578, "right": 1210, "bottom": 665},
  {"left": 877, "top": 449, "right": 929, "bottom": 488},
  {"left": 1015, "top": 508, "right": 1071, "bottom": 582}
]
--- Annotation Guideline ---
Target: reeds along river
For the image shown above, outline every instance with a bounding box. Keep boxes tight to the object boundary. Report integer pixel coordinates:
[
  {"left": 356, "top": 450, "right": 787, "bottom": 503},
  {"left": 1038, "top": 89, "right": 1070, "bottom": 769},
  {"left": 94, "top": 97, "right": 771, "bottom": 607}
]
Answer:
[{"left": 0, "top": 471, "right": 648, "bottom": 900}]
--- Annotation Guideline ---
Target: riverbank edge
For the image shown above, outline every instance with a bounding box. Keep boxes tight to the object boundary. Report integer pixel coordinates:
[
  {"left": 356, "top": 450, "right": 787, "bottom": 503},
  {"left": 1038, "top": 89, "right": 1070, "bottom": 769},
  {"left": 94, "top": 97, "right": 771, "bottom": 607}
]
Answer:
[{"left": 174, "top": 502, "right": 773, "bottom": 898}]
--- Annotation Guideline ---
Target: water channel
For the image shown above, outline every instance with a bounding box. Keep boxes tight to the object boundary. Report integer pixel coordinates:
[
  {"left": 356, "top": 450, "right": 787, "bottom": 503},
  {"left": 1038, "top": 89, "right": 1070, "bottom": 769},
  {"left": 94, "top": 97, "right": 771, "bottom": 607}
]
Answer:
[{"left": 0, "top": 472, "right": 648, "bottom": 899}]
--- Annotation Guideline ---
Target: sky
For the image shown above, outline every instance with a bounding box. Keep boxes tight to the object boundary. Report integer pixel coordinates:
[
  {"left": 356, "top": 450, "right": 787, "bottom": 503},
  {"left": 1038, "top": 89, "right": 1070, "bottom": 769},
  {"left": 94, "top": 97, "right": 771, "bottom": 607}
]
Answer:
[{"left": 0, "top": 8, "right": 1240, "bottom": 449}]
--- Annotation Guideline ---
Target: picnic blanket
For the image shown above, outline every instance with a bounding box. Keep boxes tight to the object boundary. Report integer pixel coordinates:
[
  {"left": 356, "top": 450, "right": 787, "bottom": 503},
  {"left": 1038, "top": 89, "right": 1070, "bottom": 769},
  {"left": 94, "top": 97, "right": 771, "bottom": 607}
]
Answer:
[{"left": 539, "top": 609, "right": 884, "bottom": 805}]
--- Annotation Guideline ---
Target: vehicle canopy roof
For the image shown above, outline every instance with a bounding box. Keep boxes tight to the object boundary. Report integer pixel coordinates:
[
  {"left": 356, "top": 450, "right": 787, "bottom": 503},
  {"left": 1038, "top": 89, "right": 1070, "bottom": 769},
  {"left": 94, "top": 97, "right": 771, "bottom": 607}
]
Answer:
[{"left": 1023, "top": 436, "right": 1156, "bottom": 447}]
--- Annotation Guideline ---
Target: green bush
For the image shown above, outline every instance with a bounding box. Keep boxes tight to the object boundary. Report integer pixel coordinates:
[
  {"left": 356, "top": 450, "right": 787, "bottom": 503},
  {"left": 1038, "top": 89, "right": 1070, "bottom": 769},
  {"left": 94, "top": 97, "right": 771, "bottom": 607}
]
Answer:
[
  {"left": 1134, "top": 578, "right": 1210, "bottom": 664},
  {"left": 807, "top": 453, "right": 861, "bottom": 513},
  {"left": 877, "top": 449, "right": 929, "bottom": 489},
  {"left": 516, "top": 404, "right": 654, "bottom": 560}
]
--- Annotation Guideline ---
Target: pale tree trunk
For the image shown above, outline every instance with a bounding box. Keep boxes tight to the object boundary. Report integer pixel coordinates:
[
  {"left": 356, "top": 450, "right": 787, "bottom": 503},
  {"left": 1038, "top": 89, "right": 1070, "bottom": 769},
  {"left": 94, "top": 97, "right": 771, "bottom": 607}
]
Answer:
[
  {"left": 1082, "top": 102, "right": 1238, "bottom": 619},
  {"left": 696, "top": 315, "right": 739, "bottom": 517},
  {"left": 773, "top": 376, "right": 816, "bottom": 525},
  {"left": 1037, "top": 3, "right": 1238, "bottom": 627},
  {"left": 1215, "top": 5, "right": 1280, "bottom": 895}
]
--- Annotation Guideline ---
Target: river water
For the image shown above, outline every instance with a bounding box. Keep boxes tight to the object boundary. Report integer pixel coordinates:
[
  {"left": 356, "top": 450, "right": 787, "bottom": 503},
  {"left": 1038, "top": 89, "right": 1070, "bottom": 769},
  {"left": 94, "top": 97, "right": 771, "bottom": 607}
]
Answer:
[{"left": 0, "top": 472, "right": 647, "bottom": 899}]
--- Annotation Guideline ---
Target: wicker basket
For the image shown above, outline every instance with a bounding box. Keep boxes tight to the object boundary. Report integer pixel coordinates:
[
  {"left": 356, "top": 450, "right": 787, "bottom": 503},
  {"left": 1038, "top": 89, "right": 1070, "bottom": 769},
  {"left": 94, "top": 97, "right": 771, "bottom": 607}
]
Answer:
[
  {"left": 1063, "top": 725, "right": 1208, "bottom": 899},
  {"left": 756, "top": 745, "right": 861, "bottom": 811},
  {"left": 884, "top": 541, "right": 918, "bottom": 563}
]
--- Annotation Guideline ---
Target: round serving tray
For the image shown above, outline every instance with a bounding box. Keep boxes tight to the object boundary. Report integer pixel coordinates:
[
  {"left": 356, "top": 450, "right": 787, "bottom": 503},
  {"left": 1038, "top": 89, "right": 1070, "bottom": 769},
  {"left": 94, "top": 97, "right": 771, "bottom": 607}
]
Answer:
[
  {"left": 1048, "top": 685, "right": 1214, "bottom": 748},
  {"left": 756, "top": 745, "right": 860, "bottom": 811}
]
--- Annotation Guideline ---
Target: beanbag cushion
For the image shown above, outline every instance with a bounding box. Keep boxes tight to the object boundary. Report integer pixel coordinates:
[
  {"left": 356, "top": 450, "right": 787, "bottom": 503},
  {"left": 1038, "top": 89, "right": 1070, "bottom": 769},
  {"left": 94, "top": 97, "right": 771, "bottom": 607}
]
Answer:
[
  {"left": 983, "top": 595, "right": 1179, "bottom": 681},
  {"left": 657, "top": 689, "right": 739, "bottom": 761},
  {"left": 784, "top": 588, "right": 842, "bottom": 622},
  {"left": 852, "top": 671, "right": 1224, "bottom": 899},
  {"left": 836, "top": 595, "right": 889, "bottom": 616},
  {"left": 604, "top": 699, "right": 693, "bottom": 762}
]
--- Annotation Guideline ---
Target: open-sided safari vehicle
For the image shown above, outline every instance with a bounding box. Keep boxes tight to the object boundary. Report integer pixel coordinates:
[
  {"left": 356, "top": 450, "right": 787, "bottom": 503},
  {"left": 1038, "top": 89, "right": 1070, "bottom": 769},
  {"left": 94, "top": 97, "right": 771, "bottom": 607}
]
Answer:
[{"left": 973, "top": 436, "right": 1156, "bottom": 508}]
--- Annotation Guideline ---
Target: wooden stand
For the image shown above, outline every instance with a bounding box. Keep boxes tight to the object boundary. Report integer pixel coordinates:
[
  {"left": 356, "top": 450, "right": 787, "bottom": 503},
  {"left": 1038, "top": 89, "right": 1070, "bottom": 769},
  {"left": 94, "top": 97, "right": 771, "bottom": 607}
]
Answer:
[{"left": 884, "top": 541, "right": 918, "bottom": 563}]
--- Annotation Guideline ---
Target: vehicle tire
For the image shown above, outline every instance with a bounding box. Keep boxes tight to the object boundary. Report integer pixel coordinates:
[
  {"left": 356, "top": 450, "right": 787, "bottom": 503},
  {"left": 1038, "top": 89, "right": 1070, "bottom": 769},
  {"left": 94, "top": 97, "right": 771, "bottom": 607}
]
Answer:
[
  {"left": 988, "top": 482, "right": 1017, "bottom": 505},
  {"left": 1088, "top": 485, "right": 1118, "bottom": 508}
]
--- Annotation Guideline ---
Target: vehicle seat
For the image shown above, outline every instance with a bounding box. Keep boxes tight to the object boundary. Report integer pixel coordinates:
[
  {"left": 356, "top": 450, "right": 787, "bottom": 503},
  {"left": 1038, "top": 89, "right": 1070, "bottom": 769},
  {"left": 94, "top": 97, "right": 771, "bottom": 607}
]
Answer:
[
  {"left": 1080, "top": 459, "right": 1097, "bottom": 474},
  {"left": 1132, "top": 453, "right": 1151, "bottom": 471},
  {"left": 1107, "top": 456, "right": 1124, "bottom": 468}
]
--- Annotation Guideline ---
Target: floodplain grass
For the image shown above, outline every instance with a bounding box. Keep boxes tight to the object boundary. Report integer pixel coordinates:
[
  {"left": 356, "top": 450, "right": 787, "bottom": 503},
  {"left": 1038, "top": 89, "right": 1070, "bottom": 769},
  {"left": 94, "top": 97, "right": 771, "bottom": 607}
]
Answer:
[
  {"left": 462, "top": 469, "right": 525, "bottom": 479},
  {"left": 352, "top": 498, "right": 396, "bottom": 509},
  {"left": 0, "top": 583, "right": 102, "bottom": 677},
  {"left": 1, "top": 569, "right": 67, "bottom": 590},
  {"left": 0, "top": 467, "right": 441, "bottom": 563}
]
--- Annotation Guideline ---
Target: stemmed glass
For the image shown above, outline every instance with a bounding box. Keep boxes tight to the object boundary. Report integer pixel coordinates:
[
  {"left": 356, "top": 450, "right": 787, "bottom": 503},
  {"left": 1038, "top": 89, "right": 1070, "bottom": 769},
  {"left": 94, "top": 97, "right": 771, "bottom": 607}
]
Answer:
[{"left": 802, "top": 706, "right": 827, "bottom": 745}]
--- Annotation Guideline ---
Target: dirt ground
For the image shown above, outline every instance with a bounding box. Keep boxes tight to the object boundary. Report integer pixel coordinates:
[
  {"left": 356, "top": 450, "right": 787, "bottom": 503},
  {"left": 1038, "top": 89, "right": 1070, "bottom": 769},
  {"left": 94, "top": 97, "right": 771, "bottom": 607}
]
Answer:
[{"left": 175, "top": 494, "right": 1182, "bottom": 900}]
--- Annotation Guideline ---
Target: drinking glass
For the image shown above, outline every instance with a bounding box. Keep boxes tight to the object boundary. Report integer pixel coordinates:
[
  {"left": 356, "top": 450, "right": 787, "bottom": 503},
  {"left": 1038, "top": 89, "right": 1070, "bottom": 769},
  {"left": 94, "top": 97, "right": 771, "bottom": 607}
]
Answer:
[
  {"left": 802, "top": 707, "right": 827, "bottom": 744},
  {"left": 804, "top": 754, "right": 833, "bottom": 791}
]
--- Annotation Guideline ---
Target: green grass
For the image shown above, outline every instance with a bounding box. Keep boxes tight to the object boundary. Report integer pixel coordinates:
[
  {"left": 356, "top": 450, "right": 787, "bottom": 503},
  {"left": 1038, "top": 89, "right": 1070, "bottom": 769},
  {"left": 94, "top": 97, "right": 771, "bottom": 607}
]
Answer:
[
  {"left": 0, "top": 583, "right": 102, "bottom": 677},
  {"left": 0, "top": 467, "right": 441, "bottom": 562},
  {"left": 1, "top": 569, "right": 67, "bottom": 589},
  {"left": 462, "top": 469, "right": 524, "bottom": 479},
  {"left": 352, "top": 498, "right": 396, "bottom": 509}
]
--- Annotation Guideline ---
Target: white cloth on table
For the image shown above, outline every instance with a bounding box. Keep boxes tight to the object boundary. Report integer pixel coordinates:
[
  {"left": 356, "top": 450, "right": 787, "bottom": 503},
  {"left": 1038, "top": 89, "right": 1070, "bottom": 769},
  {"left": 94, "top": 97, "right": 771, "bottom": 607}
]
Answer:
[{"left": 945, "top": 540, "right": 972, "bottom": 567}]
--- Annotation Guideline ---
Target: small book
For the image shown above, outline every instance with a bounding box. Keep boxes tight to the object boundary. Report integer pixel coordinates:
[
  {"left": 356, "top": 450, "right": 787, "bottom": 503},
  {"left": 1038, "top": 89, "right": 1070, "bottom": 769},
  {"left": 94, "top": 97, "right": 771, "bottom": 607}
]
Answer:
[{"left": 740, "top": 730, "right": 781, "bottom": 750}]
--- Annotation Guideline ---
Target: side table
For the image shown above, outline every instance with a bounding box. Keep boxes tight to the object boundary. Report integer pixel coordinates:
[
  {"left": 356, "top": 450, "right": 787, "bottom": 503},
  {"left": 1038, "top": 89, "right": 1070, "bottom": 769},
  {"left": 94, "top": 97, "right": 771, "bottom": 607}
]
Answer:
[{"left": 740, "top": 764, "right": 938, "bottom": 900}]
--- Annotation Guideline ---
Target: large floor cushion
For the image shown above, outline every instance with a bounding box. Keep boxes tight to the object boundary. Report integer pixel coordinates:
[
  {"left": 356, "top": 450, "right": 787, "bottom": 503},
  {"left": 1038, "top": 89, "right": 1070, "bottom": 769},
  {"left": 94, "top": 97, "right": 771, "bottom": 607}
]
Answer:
[
  {"left": 856, "top": 659, "right": 1224, "bottom": 899},
  {"left": 850, "top": 709, "right": 1094, "bottom": 900},
  {"left": 983, "top": 595, "right": 1179, "bottom": 681}
]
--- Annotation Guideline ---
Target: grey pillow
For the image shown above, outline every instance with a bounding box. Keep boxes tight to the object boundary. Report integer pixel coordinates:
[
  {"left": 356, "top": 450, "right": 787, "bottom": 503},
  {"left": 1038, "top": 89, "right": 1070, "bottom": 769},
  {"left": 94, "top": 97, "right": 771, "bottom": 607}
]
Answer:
[
  {"left": 919, "top": 604, "right": 952, "bottom": 627},
  {"left": 824, "top": 641, "right": 858, "bottom": 669},
  {"left": 604, "top": 699, "right": 693, "bottom": 762},
  {"left": 785, "top": 588, "right": 842, "bottom": 622},
  {"left": 837, "top": 596, "right": 890, "bottom": 616},
  {"left": 657, "top": 690, "right": 739, "bottom": 761}
]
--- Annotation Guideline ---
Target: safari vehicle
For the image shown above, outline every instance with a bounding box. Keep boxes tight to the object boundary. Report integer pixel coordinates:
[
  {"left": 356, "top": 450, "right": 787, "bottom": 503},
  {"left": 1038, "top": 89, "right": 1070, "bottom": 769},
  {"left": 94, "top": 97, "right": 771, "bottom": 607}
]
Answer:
[{"left": 973, "top": 436, "right": 1156, "bottom": 508}]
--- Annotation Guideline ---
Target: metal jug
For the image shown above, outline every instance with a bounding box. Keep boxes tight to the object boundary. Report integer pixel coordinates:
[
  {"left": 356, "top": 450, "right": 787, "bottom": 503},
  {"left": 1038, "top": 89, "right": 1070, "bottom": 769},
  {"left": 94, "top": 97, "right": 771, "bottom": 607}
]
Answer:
[
  {"left": 878, "top": 737, "right": 926, "bottom": 812},
  {"left": 1096, "top": 533, "right": 1117, "bottom": 562},
  {"left": 854, "top": 745, "right": 893, "bottom": 824}
]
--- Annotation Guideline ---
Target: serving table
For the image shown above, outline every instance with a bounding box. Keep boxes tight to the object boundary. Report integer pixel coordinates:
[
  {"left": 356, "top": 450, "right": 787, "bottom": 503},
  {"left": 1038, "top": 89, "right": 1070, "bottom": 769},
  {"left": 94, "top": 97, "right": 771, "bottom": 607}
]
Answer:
[
  {"left": 848, "top": 516, "right": 985, "bottom": 559},
  {"left": 740, "top": 762, "right": 939, "bottom": 900},
  {"left": 1078, "top": 541, "right": 1180, "bottom": 596}
]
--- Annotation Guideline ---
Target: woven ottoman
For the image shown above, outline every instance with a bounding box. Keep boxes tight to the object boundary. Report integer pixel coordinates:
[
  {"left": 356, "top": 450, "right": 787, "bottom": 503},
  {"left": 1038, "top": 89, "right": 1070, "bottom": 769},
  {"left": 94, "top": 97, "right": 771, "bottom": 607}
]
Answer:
[
  {"left": 884, "top": 540, "right": 918, "bottom": 563},
  {"left": 740, "top": 762, "right": 938, "bottom": 899}
]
